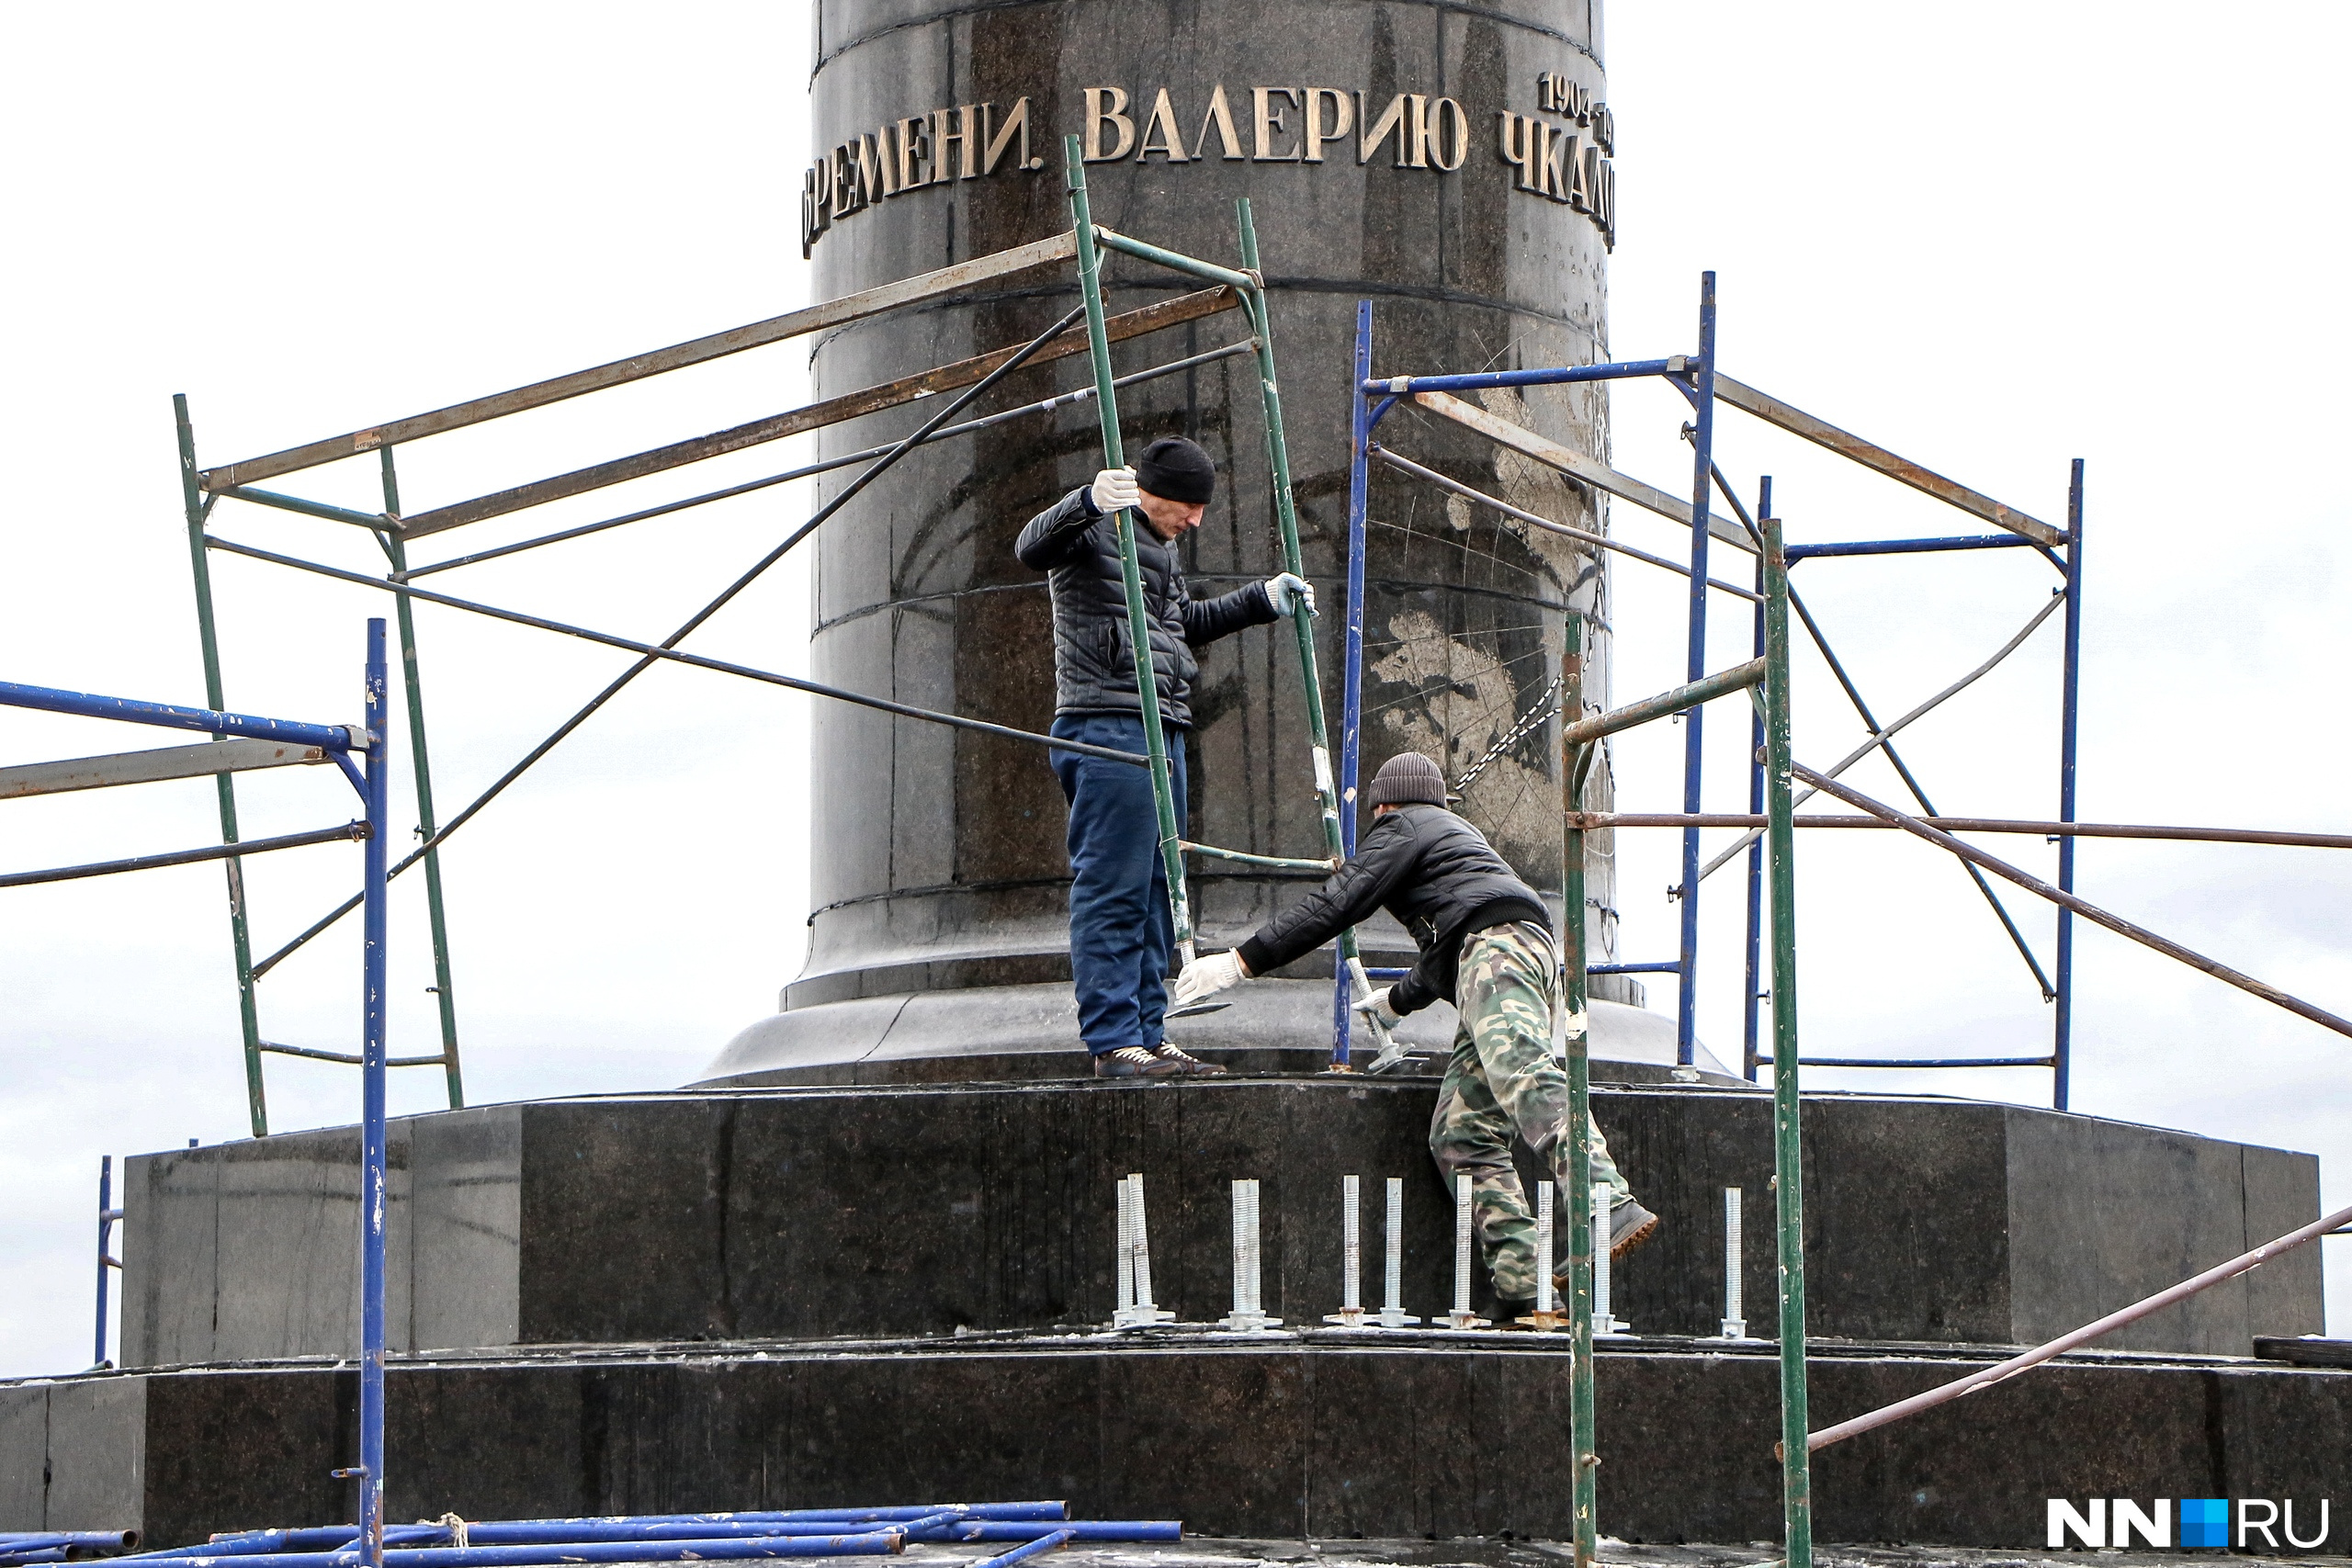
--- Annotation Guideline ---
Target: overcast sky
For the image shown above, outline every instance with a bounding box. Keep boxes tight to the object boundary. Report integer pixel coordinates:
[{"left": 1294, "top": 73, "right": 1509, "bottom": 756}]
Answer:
[{"left": 1, "top": 3, "right": 2346, "bottom": 1378}]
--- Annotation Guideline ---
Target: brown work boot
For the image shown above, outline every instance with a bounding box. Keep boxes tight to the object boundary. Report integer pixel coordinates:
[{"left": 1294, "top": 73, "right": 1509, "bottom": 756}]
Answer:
[
  {"left": 1093, "top": 1046, "right": 1188, "bottom": 1078},
  {"left": 1149, "top": 1043, "right": 1228, "bottom": 1076},
  {"left": 1608, "top": 1198, "right": 1661, "bottom": 1260},
  {"left": 1549, "top": 1198, "right": 1664, "bottom": 1295}
]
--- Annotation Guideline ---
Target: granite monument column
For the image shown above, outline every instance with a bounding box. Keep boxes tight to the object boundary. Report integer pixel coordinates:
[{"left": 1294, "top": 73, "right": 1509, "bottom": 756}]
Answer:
[{"left": 705, "top": 0, "right": 1642, "bottom": 1081}]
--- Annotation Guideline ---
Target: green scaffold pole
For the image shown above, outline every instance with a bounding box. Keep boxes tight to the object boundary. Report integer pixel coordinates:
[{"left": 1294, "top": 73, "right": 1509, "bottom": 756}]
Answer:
[
  {"left": 1063, "top": 136, "right": 1195, "bottom": 962},
  {"left": 1562, "top": 617, "right": 1599, "bottom": 1568},
  {"left": 1233, "top": 199, "right": 1376, "bottom": 1041},
  {"left": 1762, "top": 510, "right": 1814, "bottom": 1568},
  {"left": 174, "top": 394, "right": 270, "bottom": 1138},
  {"left": 378, "top": 448, "right": 466, "bottom": 1111}
]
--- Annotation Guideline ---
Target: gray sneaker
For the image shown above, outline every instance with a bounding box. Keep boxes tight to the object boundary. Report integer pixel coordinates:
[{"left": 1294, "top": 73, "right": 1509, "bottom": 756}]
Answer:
[
  {"left": 1093, "top": 1046, "right": 1187, "bottom": 1078},
  {"left": 1149, "top": 1043, "right": 1227, "bottom": 1076}
]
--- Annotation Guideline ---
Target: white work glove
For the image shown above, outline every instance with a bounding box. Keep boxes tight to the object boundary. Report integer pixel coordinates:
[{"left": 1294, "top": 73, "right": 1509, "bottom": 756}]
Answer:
[
  {"left": 1263, "top": 571, "right": 1316, "bottom": 617},
  {"left": 1171, "top": 949, "right": 1250, "bottom": 1009},
  {"left": 1090, "top": 466, "right": 1141, "bottom": 515},
  {"left": 1351, "top": 986, "right": 1402, "bottom": 1031}
]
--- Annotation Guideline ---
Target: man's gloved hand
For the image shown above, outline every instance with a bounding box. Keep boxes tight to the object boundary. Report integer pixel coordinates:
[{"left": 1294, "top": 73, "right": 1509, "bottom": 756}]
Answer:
[
  {"left": 1351, "top": 986, "right": 1403, "bottom": 1032},
  {"left": 1090, "top": 467, "right": 1141, "bottom": 515},
  {"left": 1172, "top": 949, "right": 1250, "bottom": 1009},
  {"left": 1263, "top": 571, "right": 1316, "bottom": 617}
]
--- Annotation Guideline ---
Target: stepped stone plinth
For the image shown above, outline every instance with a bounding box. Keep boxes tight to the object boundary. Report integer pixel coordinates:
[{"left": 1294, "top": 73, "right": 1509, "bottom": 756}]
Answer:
[
  {"left": 116, "top": 1077, "right": 2316, "bottom": 1362},
  {"left": 6, "top": 1072, "right": 2336, "bottom": 1549},
  {"left": 7, "top": 1332, "right": 2350, "bottom": 1547}
]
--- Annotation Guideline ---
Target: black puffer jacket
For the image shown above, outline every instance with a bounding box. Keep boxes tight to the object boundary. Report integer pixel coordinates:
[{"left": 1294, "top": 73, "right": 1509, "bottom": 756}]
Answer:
[
  {"left": 1014, "top": 487, "right": 1277, "bottom": 728},
  {"left": 1237, "top": 804, "right": 1550, "bottom": 1015}
]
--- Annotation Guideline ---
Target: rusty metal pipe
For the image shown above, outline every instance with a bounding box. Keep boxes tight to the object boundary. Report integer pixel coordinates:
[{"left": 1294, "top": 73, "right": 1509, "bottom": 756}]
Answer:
[
  {"left": 1711, "top": 374, "right": 2062, "bottom": 547},
  {"left": 231, "top": 298, "right": 1110, "bottom": 979},
  {"left": 199, "top": 231, "right": 1080, "bottom": 493},
  {"left": 1808, "top": 1198, "right": 2352, "bottom": 1453},
  {"left": 1558, "top": 658, "right": 1767, "bottom": 748},
  {"left": 394, "top": 342, "right": 1254, "bottom": 582},
  {"left": 395, "top": 287, "right": 1235, "bottom": 537},
  {"left": 1792, "top": 764, "right": 2352, "bottom": 1041}
]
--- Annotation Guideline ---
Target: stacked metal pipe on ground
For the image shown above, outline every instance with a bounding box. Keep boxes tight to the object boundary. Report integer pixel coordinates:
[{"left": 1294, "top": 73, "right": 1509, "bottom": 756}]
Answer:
[
  {"left": 0, "top": 1532, "right": 141, "bottom": 1567},
  {"left": 107, "top": 1506, "right": 1167, "bottom": 1568}
]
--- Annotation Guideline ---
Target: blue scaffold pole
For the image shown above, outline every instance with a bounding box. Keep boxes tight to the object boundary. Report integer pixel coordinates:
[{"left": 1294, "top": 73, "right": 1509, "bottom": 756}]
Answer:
[
  {"left": 0, "top": 681, "right": 356, "bottom": 753},
  {"left": 1333, "top": 299, "right": 1374, "bottom": 1066},
  {"left": 1742, "top": 475, "right": 1772, "bottom": 1080},
  {"left": 2053, "top": 459, "right": 2086, "bottom": 1110},
  {"left": 356, "top": 618, "right": 390, "bottom": 1563},
  {"left": 94, "top": 1156, "right": 118, "bottom": 1366},
  {"left": 1676, "top": 274, "right": 1719, "bottom": 1068}
]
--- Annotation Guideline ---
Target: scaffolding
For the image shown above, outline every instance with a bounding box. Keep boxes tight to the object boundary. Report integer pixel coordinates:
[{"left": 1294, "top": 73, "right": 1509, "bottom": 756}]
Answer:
[
  {"left": 128, "top": 131, "right": 1406, "bottom": 1562},
  {"left": 170, "top": 158, "right": 1369, "bottom": 1136},
  {"left": 1059, "top": 139, "right": 1394, "bottom": 1048},
  {"left": 128, "top": 159, "right": 2352, "bottom": 1567},
  {"left": 1, "top": 629, "right": 393, "bottom": 1558},
  {"left": 1333, "top": 282, "right": 2352, "bottom": 1094},
  {"left": 1330, "top": 273, "right": 2352, "bottom": 1566}
]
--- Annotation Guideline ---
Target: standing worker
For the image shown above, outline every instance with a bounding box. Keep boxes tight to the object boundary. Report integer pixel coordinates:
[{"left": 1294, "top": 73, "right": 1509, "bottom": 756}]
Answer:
[
  {"left": 1170, "top": 750, "right": 1659, "bottom": 1311},
  {"left": 1017, "top": 435, "right": 1315, "bottom": 1078}
]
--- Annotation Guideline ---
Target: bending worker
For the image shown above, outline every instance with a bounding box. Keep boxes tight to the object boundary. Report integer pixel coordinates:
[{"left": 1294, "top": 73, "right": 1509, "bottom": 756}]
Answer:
[
  {"left": 1016, "top": 435, "right": 1313, "bottom": 1079},
  {"left": 1170, "top": 750, "right": 1658, "bottom": 1310}
]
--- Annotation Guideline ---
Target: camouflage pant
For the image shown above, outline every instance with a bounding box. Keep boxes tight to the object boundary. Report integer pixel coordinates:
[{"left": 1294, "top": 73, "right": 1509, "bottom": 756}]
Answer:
[{"left": 1428, "top": 920, "right": 1634, "bottom": 1302}]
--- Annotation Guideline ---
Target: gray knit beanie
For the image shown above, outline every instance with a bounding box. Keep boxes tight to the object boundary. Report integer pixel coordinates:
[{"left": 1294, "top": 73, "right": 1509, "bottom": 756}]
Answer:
[{"left": 1366, "top": 752, "right": 1450, "bottom": 807}]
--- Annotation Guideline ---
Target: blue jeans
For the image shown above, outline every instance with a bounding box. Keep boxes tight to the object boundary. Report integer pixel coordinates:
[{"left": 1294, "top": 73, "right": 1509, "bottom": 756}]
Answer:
[{"left": 1051, "top": 712, "right": 1189, "bottom": 1055}]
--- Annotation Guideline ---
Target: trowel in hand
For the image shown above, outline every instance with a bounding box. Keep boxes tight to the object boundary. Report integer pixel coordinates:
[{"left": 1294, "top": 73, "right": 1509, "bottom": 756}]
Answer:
[{"left": 1346, "top": 954, "right": 1416, "bottom": 1075}]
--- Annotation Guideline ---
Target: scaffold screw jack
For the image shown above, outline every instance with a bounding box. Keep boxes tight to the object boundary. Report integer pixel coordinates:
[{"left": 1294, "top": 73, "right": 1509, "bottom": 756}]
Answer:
[
  {"left": 1517, "top": 1179, "right": 1566, "bottom": 1331},
  {"left": 1112, "top": 1173, "right": 1174, "bottom": 1329},
  {"left": 1324, "top": 1173, "right": 1366, "bottom": 1326},
  {"left": 1593, "top": 1188, "right": 1632, "bottom": 1336},
  {"left": 1442, "top": 1171, "right": 1490, "bottom": 1329},
  {"left": 1718, "top": 1185, "right": 1750, "bottom": 1339},
  {"left": 1220, "top": 1178, "right": 1282, "bottom": 1332},
  {"left": 1374, "top": 1175, "right": 1420, "bottom": 1327}
]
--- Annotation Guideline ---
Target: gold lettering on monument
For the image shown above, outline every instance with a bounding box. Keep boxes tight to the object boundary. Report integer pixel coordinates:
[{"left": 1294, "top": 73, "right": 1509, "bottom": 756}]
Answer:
[
  {"left": 804, "top": 97, "right": 1042, "bottom": 257},
  {"left": 1083, "top": 87, "right": 1136, "bottom": 163},
  {"left": 800, "top": 77, "right": 1610, "bottom": 256},
  {"left": 1498, "top": 71, "right": 1616, "bottom": 247},
  {"left": 1136, "top": 88, "right": 1190, "bottom": 162},
  {"left": 1250, "top": 87, "right": 1303, "bottom": 161},
  {"left": 1303, "top": 88, "right": 1352, "bottom": 163},
  {"left": 1196, "top": 85, "right": 1246, "bottom": 161}
]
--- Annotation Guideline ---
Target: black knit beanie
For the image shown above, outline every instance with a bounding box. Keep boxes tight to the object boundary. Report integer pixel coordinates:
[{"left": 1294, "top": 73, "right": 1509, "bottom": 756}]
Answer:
[
  {"left": 1135, "top": 436, "right": 1216, "bottom": 504},
  {"left": 1366, "top": 752, "right": 1451, "bottom": 807}
]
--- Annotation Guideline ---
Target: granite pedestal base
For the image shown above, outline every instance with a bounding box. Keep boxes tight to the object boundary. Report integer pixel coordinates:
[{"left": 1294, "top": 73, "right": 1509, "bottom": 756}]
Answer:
[
  {"left": 115, "top": 1079, "right": 2320, "bottom": 1366},
  {"left": 698, "top": 987, "right": 1736, "bottom": 1089},
  {"left": 5, "top": 1333, "right": 2348, "bottom": 1549}
]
